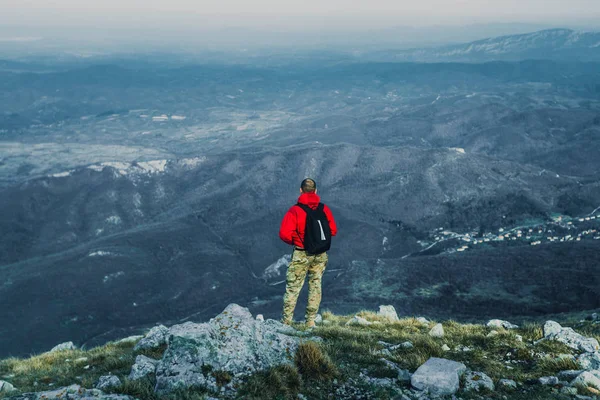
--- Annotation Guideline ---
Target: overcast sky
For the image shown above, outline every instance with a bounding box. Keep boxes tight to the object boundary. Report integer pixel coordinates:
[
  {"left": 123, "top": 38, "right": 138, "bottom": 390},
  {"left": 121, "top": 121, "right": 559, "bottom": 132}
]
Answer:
[{"left": 3, "top": 0, "right": 600, "bottom": 29}]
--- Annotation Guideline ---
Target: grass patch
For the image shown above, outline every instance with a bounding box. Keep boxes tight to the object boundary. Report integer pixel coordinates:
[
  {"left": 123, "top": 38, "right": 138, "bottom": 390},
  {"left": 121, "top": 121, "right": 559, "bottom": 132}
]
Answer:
[
  {"left": 295, "top": 342, "right": 337, "bottom": 381},
  {"left": 238, "top": 364, "right": 301, "bottom": 400}
]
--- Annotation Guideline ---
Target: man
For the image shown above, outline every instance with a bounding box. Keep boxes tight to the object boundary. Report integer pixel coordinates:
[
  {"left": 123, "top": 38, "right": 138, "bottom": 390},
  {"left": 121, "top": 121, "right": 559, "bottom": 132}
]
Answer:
[{"left": 279, "top": 178, "right": 337, "bottom": 328}]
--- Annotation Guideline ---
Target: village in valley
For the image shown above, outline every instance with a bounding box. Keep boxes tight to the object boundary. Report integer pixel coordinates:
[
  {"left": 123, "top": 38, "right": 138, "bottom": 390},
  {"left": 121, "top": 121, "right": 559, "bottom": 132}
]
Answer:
[{"left": 414, "top": 208, "right": 600, "bottom": 257}]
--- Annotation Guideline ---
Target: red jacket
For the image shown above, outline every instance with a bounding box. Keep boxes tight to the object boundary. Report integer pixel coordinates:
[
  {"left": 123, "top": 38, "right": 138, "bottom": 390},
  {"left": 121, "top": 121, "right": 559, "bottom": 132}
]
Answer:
[{"left": 279, "top": 192, "right": 338, "bottom": 248}]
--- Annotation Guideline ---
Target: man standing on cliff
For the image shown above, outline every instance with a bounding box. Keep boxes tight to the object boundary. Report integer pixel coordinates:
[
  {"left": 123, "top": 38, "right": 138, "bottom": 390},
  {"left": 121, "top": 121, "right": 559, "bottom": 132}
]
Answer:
[{"left": 279, "top": 178, "right": 338, "bottom": 328}]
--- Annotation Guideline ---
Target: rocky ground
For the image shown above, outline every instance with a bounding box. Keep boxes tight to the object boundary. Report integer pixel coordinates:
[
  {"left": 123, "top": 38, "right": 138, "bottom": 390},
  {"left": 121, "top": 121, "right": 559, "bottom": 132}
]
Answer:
[{"left": 1, "top": 305, "right": 599, "bottom": 400}]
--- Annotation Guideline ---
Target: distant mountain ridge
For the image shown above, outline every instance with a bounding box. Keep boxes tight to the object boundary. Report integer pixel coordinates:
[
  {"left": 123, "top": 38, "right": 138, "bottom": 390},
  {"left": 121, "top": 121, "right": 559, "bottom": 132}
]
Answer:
[{"left": 369, "top": 29, "right": 600, "bottom": 62}]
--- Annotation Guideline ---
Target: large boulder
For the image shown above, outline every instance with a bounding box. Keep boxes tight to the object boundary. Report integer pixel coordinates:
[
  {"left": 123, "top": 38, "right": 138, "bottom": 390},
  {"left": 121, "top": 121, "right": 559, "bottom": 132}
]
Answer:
[
  {"left": 377, "top": 305, "right": 399, "bottom": 322},
  {"left": 578, "top": 352, "right": 600, "bottom": 370},
  {"left": 155, "top": 304, "right": 302, "bottom": 394},
  {"left": 543, "top": 321, "right": 599, "bottom": 353},
  {"left": 10, "top": 384, "right": 136, "bottom": 399},
  {"left": 410, "top": 357, "right": 467, "bottom": 395},
  {"left": 49, "top": 341, "right": 76, "bottom": 353},
  {"left": 133, "top": 325, "right": 168, "bottom": 351},
  {"left": 464, "top": 371, "right": 495, "bottom": 392},
  {"left": 129, "top": 355, "right": 158, "bottom": 381}
]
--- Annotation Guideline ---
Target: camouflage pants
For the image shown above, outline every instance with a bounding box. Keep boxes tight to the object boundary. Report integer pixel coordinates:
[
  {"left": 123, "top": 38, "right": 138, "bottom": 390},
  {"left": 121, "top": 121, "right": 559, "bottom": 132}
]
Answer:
[{"left": 282, "top": 250, "right": 328, "bottom": 324}]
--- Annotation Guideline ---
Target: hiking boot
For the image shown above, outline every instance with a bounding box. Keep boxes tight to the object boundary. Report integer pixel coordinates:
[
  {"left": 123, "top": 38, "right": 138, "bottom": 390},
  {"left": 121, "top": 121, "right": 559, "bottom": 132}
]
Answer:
[{"left": 306, "top": 320, "right": 316, "bottom": 329}]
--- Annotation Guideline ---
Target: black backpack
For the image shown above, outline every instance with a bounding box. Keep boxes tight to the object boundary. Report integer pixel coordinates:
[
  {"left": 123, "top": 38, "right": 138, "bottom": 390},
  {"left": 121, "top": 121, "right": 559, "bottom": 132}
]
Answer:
[{"left": 296, "top": 203, "right": 332, "bottom": 255}]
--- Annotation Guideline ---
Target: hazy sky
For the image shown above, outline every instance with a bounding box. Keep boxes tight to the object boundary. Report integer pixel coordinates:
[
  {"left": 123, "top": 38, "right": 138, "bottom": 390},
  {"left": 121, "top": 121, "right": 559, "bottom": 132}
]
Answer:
[{"left": 4, "top": 0, "right": 600, "bottom": 28}]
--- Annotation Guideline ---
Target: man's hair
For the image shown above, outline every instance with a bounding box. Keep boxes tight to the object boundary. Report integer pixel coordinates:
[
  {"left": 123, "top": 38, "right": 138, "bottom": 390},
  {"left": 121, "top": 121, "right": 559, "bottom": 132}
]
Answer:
[{"left": 301, "top": 178, "right": 317, "bottom": 193}]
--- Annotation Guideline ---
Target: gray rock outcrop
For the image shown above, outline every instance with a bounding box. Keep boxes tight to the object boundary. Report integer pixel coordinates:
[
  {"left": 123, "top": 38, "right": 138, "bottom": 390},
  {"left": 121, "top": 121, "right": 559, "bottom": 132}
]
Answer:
[
  {"left": 543, "top": 321, "right": 599, "bottom": 353},
  {"left": 486, "top": 319, "right": 519, "bottom": 329},
  {"left": 154, "top": 304, "right": 301, "bottom": 394},
  {"left": 464, "top": 371, "right": 495, "bottom": 392},
  {"left": 410, "top": 357, "right": 467, "bottom": 395},
  {"left": 129, "top": 355, "right": 158, "bottom": 381},
  {"left": 133, "top": 325, "right": 168, "bottom": 351},
  {"left": 538, "top": 376, "right": 559, "bottom": 385},
  {"left": 10, "top": 384, "right": 136, "bottom": 399},
  {"left": 96, "top": 375, "right": 122, "bottom": 391},
  {"left": 377, "top": 305, "right": 399, "bottom": 322},
  {"left": 49, "top": 341, "right": 76, "bottom": 353}
]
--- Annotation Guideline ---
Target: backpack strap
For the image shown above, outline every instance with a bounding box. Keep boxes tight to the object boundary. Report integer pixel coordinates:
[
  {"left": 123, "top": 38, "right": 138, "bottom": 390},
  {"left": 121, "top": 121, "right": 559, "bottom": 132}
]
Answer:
[{"left": 295, "top": 203, "right": 313, "bottom": 214}]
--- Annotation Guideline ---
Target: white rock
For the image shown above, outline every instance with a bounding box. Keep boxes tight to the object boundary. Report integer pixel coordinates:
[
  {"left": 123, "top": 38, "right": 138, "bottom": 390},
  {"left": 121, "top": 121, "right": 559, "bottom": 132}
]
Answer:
[
  {"left": 571, "top": 371, "right": 600, "bottom": 388},
  {"left": 416, "top": 317, "right": 429, "bottom": 324},
  {"left": 346, "top": 316, "right": 372, "bottom": 326},
  {"left": 96, "top": 374, "right": 122, "bottom": 391},
  {"left": 487, "top": 330, "right": 499, "bottom": 338},
  {"left": 515, "top": 334, "right": 523, "bottom": 342},
  {"left": 429, "top": 323, "right": 445, "bottom": 338},
  {"left": 134, "top": 325, "right": 168, "bottom": 351},
  {"left": 377, "top": 305, "right": 399, "bottom": 322},
  {"left": 487, "top": 319, "right": 519, "bottom": 329},
  {"left": 464, "top": 371, "right": 495, "bottom": 392},
  {"left": 315, "top": 314, "right": 323, "bottom": 324},
  {"left": 0, "top": 380, "right": 16, "bottom": 393},
  {"left": 50, "top": 341, "right": 76, "bottom": 352},
  {"left": 129, "top": 355, "right": 158, "bottom": 381},
  {"left": 410, "top": 357, "right": 467, "bottom": 395},
  {"left": 543, "top": 321, "right": 600, "bottom": 353},
  {"left": 441, "top": 344, "right": 450, "bottom": 352},
  {"left": 498, "top": 379, "right": 517, "bottom": 390},
  {"left": 578, "top": 352, "right": 600, "bottom": 370},
  {"left": 256, "top": 314, "right": 265, "bottom": 322},
  {"left": 539, "top": 376, "right": 559, "bottom": 385}
]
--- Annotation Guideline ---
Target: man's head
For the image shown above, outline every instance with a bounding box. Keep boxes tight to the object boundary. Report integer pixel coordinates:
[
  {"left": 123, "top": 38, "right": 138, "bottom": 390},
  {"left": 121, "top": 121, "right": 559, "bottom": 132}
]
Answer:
[{"left": 300, "top": 178, "right": 317, "bottom": 194}]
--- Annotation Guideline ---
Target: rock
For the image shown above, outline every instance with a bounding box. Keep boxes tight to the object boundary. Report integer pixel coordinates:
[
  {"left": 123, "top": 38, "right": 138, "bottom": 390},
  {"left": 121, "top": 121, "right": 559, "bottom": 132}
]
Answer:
[
  {"left": 255, "top": 314, "right": 264, "bottom": 321},
  {"left": 571, "top": 371, "right": 600, "bottom": 389},
  {"left": 410, "top": 357, "right": 467, "bottom": 395},
  {"left": 155, "top": 304, "right": 302, "bottom": 394},
  {"left": 129, "top": 355, "right": 158, "bottom": 381},
  {"left": 441, "top": 344, "right": 450, "bottom": 351},
  {"left": 315, "top": 314, "right": 322, "bottom": 324},
  {"left": 487, "top": 330, "right": 499, "bottom": 338},
  {"left": 0, "top": 380, "right": 16, "bottom": 393},
  {"left": 515, "top": 334, "right": 523, "bottom": 342},
  {"left": 134, "top": 325, "right": 168, "bottom": 351},
  {"left": 539, "top": 376, "right": 559, "bottom": 385},
  {"left": 498, "top": 379, "right": 517, "bottom": 390},
  {"left": 416, "top": 317, "right": 429, "bottom": 324},
  {"left": 429, "top": 323, "right": 444, "bottom": 338},
  {"left": 578, "top": 352, "right": 600, "bottom": 370},
  {"left": 464, "top": 371, "right": 495, "bottom": 392},
  {"left": 380, "top": 358, "right": 412, "bottom": 382},
  {"left": 487, "top": 319, "right": 519, "bottom": 329},
  {"left": 543, "top": 321, "right": 599, "bottom": 353},
  {"left": 74, "top": 357, "right": 88, "bottom": 363},
  {"left": 586, "top": 313, "right": 598, "bottom": 322},
  {"left": 115, "top": 335, "right": 144, "bottom": 344},
  {"left": 561, "top": 386, "right": 579, "bottom": 395},
  {"left": 558, "top": 370, "right": 584, "bottom": 380},
  {"left": 377, "top": 305, "right": 399, "bottom": 322},
  {"left": 346, "top": 316, "right": 372, "bottom": 326},
  {"left": 11, "top": 384, "right": 136, "bottom": 399},
  {"left": 49, "top": 341, "right": 76, "bottom": 352},
  {"left": 96, "top": 375, "right": 122, "bottom": 391},
  {"left": 387, "top": 341, "right": 413, "bottom": 351}
]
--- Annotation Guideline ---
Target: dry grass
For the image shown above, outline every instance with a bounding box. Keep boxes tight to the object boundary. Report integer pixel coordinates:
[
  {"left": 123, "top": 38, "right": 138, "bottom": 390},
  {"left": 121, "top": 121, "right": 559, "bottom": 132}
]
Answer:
[{"left": 294, "top": 341, "right": 337, "bottom": 381}]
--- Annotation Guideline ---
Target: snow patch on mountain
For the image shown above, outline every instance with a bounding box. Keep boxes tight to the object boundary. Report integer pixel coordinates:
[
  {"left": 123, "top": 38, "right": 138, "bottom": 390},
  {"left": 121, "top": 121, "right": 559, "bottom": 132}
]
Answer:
[{"left": 262, "top": 255, "right": 291, "bottom": 280}]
